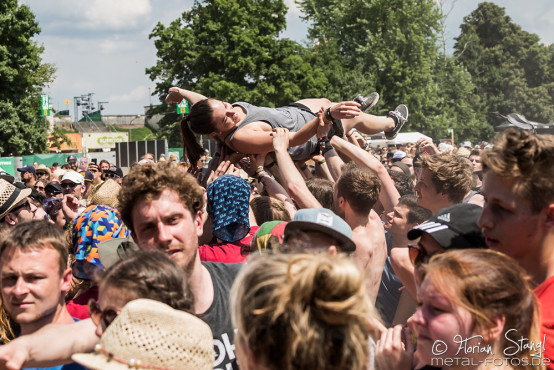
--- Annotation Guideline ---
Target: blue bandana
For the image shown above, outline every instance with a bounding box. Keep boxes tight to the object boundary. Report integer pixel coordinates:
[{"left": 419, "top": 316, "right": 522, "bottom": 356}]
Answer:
[{"left": 207, "top": 175, "right": 250, "bottom": 242}]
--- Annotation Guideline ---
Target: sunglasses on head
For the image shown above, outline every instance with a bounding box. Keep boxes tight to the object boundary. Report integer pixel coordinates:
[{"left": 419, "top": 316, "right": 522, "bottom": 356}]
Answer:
[
  {"left": 88, "top": 299, "right": 119, "bottom": 329},
  {"left": 10, "top": 200, "right": 31, "bottom": 214}
]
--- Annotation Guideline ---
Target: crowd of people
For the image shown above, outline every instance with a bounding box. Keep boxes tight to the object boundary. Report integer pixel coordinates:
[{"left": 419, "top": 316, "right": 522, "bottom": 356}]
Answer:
[{"left": 0, "top": 88, "right": 550, "bottom": 370}]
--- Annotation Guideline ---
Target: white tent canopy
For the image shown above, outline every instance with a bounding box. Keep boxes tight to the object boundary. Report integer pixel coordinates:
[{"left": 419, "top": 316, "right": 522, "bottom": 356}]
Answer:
[{"left": 369, "top": 131, "right": 432, "bottom": 146}]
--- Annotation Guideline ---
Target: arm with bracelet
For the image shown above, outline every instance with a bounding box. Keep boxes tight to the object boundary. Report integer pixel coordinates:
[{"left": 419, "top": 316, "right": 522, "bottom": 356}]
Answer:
[
  {"left": 312, "top": 154, "right": 334, "bottom": 182},
  {"left": 318, "top": 111, "right": 344, "bottom": 182}
]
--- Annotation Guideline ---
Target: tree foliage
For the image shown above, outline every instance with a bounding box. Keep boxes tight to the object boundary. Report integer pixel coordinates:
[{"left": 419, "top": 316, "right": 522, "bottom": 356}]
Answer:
[
  {"left": 0, "top": 0, "right": 55, "bottom": 155},
  {"left": 454, "top": 2, "right": 554, "bottom": 126},
  {"left": 146, "top": 0, "right": 327, "bottom": 146},
  {"left": 297, "top": 0, "right": 484, "bottom": 141}
]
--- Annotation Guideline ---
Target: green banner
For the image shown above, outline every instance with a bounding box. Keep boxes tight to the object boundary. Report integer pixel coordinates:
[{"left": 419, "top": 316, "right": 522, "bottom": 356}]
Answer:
[
  {"left": 22, "top": 153, "right": 82, "bottom": 167},
  {"left": 168, "top": 148, "right": 183, "bottom": 161},
  {"left": 41, "top": 94, "right": 50, "bottom": 116},
  {"left": 177, "top": 100, "right": 189, "bottom": 114},
  {"left": 0, "top": 157, "right": 15, "bottom": 176}
]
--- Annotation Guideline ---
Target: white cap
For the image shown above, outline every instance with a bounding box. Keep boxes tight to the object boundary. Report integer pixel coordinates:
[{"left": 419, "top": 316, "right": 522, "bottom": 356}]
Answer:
[
  {"left": 392, "top": 151, "right": 406, "bottom": 160},
  {"left": 61, "top": 171, "right": 84, "bottom": 185}
]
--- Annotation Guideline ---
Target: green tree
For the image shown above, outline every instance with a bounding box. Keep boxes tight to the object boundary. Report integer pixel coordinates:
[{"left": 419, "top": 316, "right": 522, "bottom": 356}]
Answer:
[
  {"left": 147, "top": 0, "right": 327, "bottom": 146},
  {"left": 454, "top": 2, "right": 554, "bottom": 126},
  {"left": 0, "top": 0, "right": 55, "bottom": 155},
  {"left": 298, "top": 0, "right": 485, "bottom": 140},
  {"left": 298, "top": 0, "right": 441, "bottom": 109}
]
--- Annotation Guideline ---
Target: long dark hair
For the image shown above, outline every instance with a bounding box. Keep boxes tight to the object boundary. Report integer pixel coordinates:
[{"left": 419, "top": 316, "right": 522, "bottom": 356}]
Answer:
[{"left": 180, "top": 99, "right": 216, "bottom": 166}]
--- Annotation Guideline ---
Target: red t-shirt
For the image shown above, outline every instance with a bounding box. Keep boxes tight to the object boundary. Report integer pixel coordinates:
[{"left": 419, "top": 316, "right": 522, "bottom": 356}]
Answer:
[
  {"left": 535, "top": 275, "right": 554, "bottom": 369},
  {"left": 66, "top": 285, "right": 98, "bottom": 320},
  {"left": 199, "top": 226, "right": 260, "bottom": 263}
]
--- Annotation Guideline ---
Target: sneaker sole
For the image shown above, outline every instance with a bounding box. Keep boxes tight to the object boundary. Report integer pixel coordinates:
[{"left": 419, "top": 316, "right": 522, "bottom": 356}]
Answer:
[
  {"left": 354, "top": 92, "right": 379, "bottom": 112},
  {"left": 385, "top": 104, "right": 408, "bottom": 140}
]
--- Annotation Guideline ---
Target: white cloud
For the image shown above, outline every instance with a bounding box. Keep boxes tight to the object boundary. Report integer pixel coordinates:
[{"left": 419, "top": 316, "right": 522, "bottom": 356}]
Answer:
[
  {"left": 284, "top": 0, "right": 302, "bottom": 15},
  {"left": 81, "top": 0, "right": 152, "bottom": 30},
  {"left": 110, "top": 86, "right": 150, "bottom": 103}
]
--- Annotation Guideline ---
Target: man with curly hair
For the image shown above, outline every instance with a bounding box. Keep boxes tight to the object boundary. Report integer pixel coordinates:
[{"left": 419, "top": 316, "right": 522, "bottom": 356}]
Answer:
[
  {"left": 414, "top": 153, "right": 473, "bottom": 214},
  {"left": 117, "top": 162, "right": 240, "bottom": 368},
  {"left": 477, "top": 129, "right": 554, "bottom": 366}
]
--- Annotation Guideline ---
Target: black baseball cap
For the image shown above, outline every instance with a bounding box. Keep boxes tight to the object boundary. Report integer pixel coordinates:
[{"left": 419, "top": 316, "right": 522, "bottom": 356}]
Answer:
[
  {"left": 105, "top": 166, "right": 123, "bottom": 178},
  {"left": 407, "top": 203, "right": 487, "bottom": 250}
]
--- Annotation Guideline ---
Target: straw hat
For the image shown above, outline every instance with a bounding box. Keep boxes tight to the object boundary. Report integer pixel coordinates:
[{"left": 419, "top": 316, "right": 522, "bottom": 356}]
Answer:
[
  {"left": 36, "top": 164, "right": 52, "bottom": 177},
  {"left": 86, "top": 179, "right": 121, "bottom": 208},
  {"left": 72, "top": 299, "right": 214, "bottom": 370},
  {"left": 0, "top": 179, "right": 32, "bottom": 219}
]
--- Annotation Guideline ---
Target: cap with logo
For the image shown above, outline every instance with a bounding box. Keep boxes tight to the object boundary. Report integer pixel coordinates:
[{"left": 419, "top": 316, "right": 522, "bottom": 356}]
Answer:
[
  {"left": 284, "top": 208, "right": 356, "bottom": 252},
  {"left": 392, "top": 151, "right": 407, "bottom": 160},
  {"left": 407, "top": 203, "right": 486, "bottom": 250},
  {"left": 67, "top": 155, "right": 77, "bottom": 163},
  {"left": 79, "top": 170, "right": 94, "bottom": 183}
]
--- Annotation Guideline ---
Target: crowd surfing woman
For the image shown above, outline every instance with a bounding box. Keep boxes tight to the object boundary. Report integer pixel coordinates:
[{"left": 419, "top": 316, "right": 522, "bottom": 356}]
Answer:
[
  {"left": 231, "top": 253, "right": 381, "bottom": 370},
  {"left": 165, "top": 87, "right": 408, "bottom": 165},
  {"left": 376, "top": 249, "right": 545, "bottom": 370}
]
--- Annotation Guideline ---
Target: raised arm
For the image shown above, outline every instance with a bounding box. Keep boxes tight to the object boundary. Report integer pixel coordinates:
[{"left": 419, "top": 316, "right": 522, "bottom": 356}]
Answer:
[
  {"left": 272, "top": 128, "right": 322, "bottom": 209},
  {"left": 330, "top": 136, "right": 400, "bottom": 214},
  {"left": 165, "top": 87, "right": 209, "bottom": 106}
]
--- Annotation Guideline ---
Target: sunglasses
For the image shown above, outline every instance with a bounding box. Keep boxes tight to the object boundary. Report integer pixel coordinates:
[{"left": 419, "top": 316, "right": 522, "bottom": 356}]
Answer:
[
  {"left": 88, "top": 299, "right": 119, "bottom": 329},
  {"left": 408, "top": 244, "right": 442, "bottom": 266},
  {"left": 61, "top": 182, "right": 78, "bottom": 189},
  {"left": 34, "top": 186, "right": 45, "bottom": 191},
  {"left": 10, "top": 200, "right": 31, "bottom": 214},
  {"left": 105, "top": 173, "right": 120, "bottom": 179}
]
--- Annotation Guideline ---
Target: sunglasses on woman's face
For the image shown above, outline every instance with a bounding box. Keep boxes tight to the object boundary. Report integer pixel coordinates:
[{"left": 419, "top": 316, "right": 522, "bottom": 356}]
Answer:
[
  {"left": 88, "top": 299, "right": 119, "bottom": 329},
  {"left": 408, "top": 244, "right": 435, "bottom": 266}
]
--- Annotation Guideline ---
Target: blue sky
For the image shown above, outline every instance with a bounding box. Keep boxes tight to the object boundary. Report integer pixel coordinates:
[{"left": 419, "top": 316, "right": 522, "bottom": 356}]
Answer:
[{"left": 20, "top": 0, "right": 554, "bottom": 116}]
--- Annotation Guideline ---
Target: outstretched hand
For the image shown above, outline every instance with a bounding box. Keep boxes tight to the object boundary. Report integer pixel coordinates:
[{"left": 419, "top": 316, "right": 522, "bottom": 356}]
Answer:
[
  {"left": 206, "top": 160, "right": 241, "bottom": 187},
  {"left": 165, "top": 87, "right": 184, "bottom": 103},
  {"left": 330, "top": 101, "right": 362, "bottom": 119}
]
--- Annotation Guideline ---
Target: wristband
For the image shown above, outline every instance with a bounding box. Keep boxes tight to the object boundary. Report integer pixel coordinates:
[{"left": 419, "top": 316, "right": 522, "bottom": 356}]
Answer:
[
  {"left": 265, "top": 161, "right": 277, "bottom": 169},
  {"left": 300, "top": 164, "right": 308, "bottom": 171},
  {"left": 255, "top": 166, "right": 265, "bottom": 175},
  {"left": 322, "top": 145, "right": 334, "bottom": 155},
  {"left": 318, "top": 159, "right": 326, "bottom": 164},
  {"left": 324, "top": 108, "right": 334, "bottom": 121},
  {"left": 256, "top": 171, "right": 268, "bottom": 180},
  {"left": 318, "top": 136, "right": 329, "bottom": 143}
]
